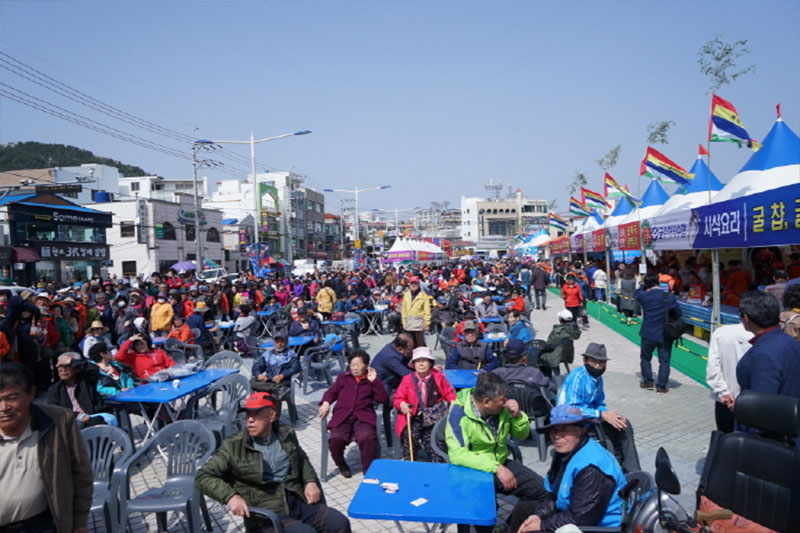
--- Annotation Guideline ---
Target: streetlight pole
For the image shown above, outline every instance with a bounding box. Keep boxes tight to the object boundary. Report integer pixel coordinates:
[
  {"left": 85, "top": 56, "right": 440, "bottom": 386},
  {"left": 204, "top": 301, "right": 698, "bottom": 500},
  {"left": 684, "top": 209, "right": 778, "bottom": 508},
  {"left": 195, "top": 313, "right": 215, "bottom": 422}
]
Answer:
[
  {"left": 323, "top": 185, "right": 391, "bottom": 256},
  {"left": 191, "top": 142, "right": 202, "bottom": 269},
  {"left": 196, "top": 129, "right": 311, "bottom": 263}
]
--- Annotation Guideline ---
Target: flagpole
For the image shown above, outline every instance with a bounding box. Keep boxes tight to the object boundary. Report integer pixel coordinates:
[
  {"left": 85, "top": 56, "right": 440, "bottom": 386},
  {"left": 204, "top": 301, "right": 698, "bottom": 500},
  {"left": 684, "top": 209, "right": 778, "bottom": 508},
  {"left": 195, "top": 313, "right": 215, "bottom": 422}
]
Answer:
[{"left": 706, "top": 133, "right": 721, "bottom": 334}]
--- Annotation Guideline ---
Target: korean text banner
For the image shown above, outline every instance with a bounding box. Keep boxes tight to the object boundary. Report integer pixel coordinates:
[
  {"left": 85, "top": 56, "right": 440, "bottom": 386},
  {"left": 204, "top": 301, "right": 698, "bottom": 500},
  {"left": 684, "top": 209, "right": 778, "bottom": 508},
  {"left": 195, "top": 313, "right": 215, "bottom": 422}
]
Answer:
[
  {"left": 571, "top": 233, "right": 586, "bottom": 254},
  {"left": 693, "top": 183, "right": 800, "bottom": 249},
  {"left": 550, "top": 236, "right": 571, "bottom": 255},
  {"left": 591, "top": 230, "right": 606, "bottom": 252},
  {"left": 644, "top": 183, "right": 800, "bottom": 250},
  {"left": 617, "top": 222, "right": 641, "bottom": 251}
]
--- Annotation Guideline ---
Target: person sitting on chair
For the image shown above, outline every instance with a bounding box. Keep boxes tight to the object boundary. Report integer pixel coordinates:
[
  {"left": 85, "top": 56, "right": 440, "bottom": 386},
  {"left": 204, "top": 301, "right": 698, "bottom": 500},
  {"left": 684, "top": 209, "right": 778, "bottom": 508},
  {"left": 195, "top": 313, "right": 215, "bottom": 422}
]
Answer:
[
  {"left": 505, "top": 310, "right": 534, "bottom": 347},
  {"left": 492, "top": 340, "right": 556, "bottom": 395},
  {"left": 556, "top": 343, "right": 640, "bottom": 472},
  {"left": 196, "top": 392, "right": 352, "bottom": 533},
  {"left": 475, "top": 292, "right": 500, "bottom": 319},
  {"left": 446, "top": 372, "right": 548, "bottom": 533},
  {"left": 115, "top": 334, "right": 176, "bottom": 381},
  {"left": 509, "top": 405, "right": 627, "bottom": 532},
  {"left": 446, "top": 320, "right": 499, "bottom": 371},
  {"left": 251, "top": 331, "right": 300, "bottom": 406},
  {"left": 318, "top": 351, "right": 387, "bottom": 478},
  {"left": 288, "top": 308, "right": 321, "bottom": 347},
  {"left": 46, "top": 352, "right": 117, "bottom": 428}
]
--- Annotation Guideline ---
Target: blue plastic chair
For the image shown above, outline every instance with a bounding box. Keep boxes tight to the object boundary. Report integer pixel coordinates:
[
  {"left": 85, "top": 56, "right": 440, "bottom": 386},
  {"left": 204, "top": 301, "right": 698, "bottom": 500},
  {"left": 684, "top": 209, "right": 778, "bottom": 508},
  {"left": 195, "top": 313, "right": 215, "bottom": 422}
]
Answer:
[
  {"left": 81, "top": 425, "right": 134, "bottom": 533},
  {"left": 118, "top": 420, "right": 216, "bottom": 533}
]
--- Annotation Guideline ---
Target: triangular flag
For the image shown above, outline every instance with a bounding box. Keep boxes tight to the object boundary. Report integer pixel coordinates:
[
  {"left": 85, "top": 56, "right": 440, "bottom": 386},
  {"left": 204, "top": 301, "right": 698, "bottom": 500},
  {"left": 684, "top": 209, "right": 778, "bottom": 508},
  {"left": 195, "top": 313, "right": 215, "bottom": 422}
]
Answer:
[{"left": 698, "top": 144, "right": 709, "bottom": 156}]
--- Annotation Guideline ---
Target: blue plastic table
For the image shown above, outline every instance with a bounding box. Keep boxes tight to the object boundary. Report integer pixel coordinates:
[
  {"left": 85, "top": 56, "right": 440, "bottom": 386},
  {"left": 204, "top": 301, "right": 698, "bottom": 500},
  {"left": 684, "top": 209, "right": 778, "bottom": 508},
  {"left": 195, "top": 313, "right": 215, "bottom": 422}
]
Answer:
[
  {"left": 348, "top": 459, "right": 496, "bottom": 531},
  {"left": 443, "top": 369, "right": 482, "bottom": 389},
  {"left": 110, "top": 368, "right": 238, "bottom": 441},
  {"left": 480, "top": 334, "right": 507, "bottom": 344},
  {"left": 151, "top": 336, "right": 166, "bottom": 345},
  {"left": 322, "top": 318, "right": 360, "bottom": 326},
  {"left": 260, "top": 336, "right": 315, "bottom": 349},
  {"left": 477, "top": 316, "right": 502, "bottom": 323},
  {"left": 256, "top": 309, "right": 277, "bottom": 317}
]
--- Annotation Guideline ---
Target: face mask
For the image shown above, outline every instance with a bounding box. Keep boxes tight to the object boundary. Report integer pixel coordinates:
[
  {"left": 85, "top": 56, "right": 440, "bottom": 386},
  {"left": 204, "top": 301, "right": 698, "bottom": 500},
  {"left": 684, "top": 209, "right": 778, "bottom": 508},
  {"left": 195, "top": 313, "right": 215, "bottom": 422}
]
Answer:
[
  {"left": 584, "top": 363, "right": 605, "bottom": 378},
  {"left": 118, "top": 301, "right": 127, "bottom": 308},
  {"left": 157, "top": 299, "right": 166, "bottom": 304}
]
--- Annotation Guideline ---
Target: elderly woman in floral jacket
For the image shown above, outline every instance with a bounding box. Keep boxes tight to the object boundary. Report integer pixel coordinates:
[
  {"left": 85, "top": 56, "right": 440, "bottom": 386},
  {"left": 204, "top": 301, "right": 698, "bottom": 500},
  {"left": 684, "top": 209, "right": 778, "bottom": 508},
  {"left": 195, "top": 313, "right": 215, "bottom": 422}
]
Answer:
[{"left": 318, "top": 350, "right": 387, "bottom": 478}]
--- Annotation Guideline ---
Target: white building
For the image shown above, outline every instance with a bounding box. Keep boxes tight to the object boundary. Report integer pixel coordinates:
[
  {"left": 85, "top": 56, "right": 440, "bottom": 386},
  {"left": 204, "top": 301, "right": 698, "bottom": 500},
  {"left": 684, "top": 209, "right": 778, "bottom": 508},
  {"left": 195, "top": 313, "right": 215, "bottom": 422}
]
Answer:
[
  {"left": 94, "top": 192, "right": 224, "bottom": 278},
  {"left": 0, "top": 163, "right": 121, "bottom": 205},
  {"left": 118, "top": 175, "right": 204, "bottom": 201},
  {"left": 460, "top": 196, "right": 481, "bottom": 241}
]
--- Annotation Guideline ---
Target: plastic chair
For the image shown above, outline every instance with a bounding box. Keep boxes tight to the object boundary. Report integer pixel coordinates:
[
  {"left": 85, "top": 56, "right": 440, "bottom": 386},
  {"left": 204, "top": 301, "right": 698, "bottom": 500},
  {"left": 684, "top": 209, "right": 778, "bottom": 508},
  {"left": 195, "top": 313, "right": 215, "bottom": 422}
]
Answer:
[
  {"left": 438, "top": 326, "right": 456, "bottom": 357},
  {"left": 242, "top": 334, "right": 262, "bottom": 358},
  {"left": 506, "top": 383, "right": 551, "bottom": 462},
  {"left": 119, "top": 421, "right": 216, "bottom": 533},
  {"left": 81, "top": 425, "right": 134, "bottom": 533},
  {"left": 300, "top": 339, "right": 336, "bottom": 395},
  {"left": 205, "top": 350, "right": 244, "bottom": 371},
  {"left": 185, "top": 373, "right": 251, "bottom": 444},
  {"left": 327, "top": 333, "right": 347, "bottom": 372},
  {"left": 249, "top": 507, "right": 285, "bottom": 533},
  {"left": 320, "top": 407, "right": 384, "bottom": 481}
]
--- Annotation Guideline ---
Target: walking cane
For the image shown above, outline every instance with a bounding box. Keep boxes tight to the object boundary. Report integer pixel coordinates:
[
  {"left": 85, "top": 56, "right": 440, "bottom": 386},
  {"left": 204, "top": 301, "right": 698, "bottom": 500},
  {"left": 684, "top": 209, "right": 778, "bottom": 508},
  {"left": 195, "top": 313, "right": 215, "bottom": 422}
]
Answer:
[{"left": 406, "top": 412, "right": 414, "bottom": 461}]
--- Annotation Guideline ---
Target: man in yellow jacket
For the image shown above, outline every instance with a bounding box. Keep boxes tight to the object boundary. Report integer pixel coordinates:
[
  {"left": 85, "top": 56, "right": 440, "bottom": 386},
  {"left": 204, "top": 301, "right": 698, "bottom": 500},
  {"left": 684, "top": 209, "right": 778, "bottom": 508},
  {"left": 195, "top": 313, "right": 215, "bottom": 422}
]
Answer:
[{"left": 401, "top": 277, "right": 430, "bottom": 348}]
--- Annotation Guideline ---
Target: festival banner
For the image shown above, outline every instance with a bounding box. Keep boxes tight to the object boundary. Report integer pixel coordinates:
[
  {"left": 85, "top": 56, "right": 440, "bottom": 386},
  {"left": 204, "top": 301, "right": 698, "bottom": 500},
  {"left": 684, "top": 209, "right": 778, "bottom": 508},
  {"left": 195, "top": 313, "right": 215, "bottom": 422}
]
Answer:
[
  {"left": 549, "top": 236, "right": 571, "bottom": 255},
  {"left": 643, "top": 183, "right": 800, "bottom": 250},
  {"left": 591, "top": 229, "right": 606, "bottom": 252},
  {"left": 570, "top": 233, "right": 586, "bottom": 254},
  {"left": 617, "top": 222, "right": 640, "bottom": 251}
]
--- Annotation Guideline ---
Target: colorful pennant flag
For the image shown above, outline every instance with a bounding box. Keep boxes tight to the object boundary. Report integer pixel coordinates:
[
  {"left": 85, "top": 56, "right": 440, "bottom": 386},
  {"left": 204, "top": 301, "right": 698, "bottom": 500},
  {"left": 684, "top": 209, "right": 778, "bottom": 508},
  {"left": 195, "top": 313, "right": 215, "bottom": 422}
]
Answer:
[
  {"left": 603, "top": 173, "right": 638, "bottom": 202},
  {"left": 639, "top": 147, "right": 694, "bottom": 185},
  {"left": 569, "top": 197, "right": 592, "bottom": 217},
  {"left": 709, "top": 94, "right": 761, "bottom": 151},
  {"left": 581, "top": 187, "right": 610, "bottom": 209},
  {"left": 698, "top": 144, "right": 709, "bottom": 156},
  {"left": 549, "top": 212, "right": 568, "bottom": 231}
]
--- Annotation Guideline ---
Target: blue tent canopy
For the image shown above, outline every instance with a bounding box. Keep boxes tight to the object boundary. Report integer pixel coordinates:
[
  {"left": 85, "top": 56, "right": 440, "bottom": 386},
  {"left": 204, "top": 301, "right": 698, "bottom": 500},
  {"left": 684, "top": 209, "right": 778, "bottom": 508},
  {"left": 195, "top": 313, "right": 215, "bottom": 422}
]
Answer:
[
  {"left": 739, "top": 119, "right": 800, "bottom": 173},
  {"left": 684, "top": 157, "right": 723, "bottom": 194},
  {"left": 609, "top": 197, "right": 635, "bottom": 217},
  {"left": 638, "top": 180, "right": 669, "bottom": 208}
]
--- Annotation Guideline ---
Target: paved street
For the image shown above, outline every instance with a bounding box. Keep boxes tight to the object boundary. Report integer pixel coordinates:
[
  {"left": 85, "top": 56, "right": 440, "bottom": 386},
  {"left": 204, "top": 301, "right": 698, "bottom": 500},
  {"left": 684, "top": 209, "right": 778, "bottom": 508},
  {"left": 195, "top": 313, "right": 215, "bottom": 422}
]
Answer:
[{"left": 111, "top": 303, "right": 716, "bottom": 533}]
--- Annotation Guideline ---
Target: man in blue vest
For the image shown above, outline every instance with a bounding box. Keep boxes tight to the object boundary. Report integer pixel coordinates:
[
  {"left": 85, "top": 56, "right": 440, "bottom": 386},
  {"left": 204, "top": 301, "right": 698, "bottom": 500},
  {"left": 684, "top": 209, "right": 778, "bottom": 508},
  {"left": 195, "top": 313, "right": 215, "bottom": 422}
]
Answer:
[{"left": 509, "top": 404, "right": 626, "bottom": 532}]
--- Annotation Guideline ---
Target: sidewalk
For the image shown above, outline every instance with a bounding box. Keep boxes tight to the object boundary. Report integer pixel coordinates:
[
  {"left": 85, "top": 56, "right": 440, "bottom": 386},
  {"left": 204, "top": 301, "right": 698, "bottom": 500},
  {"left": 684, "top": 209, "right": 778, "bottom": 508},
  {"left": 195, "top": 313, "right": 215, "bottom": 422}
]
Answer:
[{"left": 114, "top": 306, "right": 716, "bottom": 532}]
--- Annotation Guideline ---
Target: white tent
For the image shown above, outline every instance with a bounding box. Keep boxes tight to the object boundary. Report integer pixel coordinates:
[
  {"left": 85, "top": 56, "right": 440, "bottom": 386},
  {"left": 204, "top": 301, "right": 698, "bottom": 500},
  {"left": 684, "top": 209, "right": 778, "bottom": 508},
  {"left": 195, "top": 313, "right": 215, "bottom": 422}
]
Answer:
[
  {"left": 652, "top": 156, "right": 723, "bottom": 216},
  {"left": 617, "top": 180, "right": 669, "bottom": 226}
]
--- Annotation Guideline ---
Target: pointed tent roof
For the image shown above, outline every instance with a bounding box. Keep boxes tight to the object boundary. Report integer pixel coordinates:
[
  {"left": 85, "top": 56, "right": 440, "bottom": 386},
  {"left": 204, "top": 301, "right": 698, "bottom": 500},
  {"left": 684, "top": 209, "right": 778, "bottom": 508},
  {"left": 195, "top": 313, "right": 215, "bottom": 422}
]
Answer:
[
  {"left": 603, "top": 197, "right": 636, "bottom": 228},
  {"left": 713, "top": 119, "right": 800, "bottom": 203},
  {"left": 618, "top": 180, "right": 669, "bottom": 225},
  {"left": 654, "top": 156, "right": 724, "bottom": 216}
]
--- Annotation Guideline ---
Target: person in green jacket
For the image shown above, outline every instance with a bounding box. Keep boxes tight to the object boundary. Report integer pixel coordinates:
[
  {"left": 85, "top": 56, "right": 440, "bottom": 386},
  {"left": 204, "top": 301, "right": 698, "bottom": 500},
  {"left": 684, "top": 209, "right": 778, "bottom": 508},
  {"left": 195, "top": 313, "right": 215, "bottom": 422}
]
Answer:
[
  {"left": 195, "top": 392, "right": 351, "bottom": 533},
  {"left": 445, "top": 372, "right": 548, "bottom": 533}
]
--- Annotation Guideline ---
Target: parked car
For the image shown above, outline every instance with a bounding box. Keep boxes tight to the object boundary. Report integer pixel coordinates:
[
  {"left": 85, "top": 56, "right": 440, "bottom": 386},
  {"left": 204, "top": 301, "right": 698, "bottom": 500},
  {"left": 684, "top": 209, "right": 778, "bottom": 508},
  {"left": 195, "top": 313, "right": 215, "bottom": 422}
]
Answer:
[{"left": 196, "top": 268, "right": 228, "bottom": 284}]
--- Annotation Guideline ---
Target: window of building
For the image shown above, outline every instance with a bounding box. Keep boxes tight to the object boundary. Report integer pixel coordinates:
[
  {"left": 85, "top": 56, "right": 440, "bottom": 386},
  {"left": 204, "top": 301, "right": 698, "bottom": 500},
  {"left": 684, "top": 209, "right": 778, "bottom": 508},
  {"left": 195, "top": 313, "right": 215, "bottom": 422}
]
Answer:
[
  {"left": 120, "top": 222, "right": 135, "bottom": 238},
  {"left": 157, "top": 222, "right": 176, "bottom": 240},
  {"left": 130, "top": 182, "right": 140, "bottom": 192},
  {"left": 154, "top": 184, "right": 164, "bottom": 191},
  {"left": 185, "top": 224, "right": 196, "bottom": 242},
  {"left": 122, "top": 260, "right": 137, "bottom": 277},
  {"left": 206, "top": 227, "right": 220, "bottom": 243}
]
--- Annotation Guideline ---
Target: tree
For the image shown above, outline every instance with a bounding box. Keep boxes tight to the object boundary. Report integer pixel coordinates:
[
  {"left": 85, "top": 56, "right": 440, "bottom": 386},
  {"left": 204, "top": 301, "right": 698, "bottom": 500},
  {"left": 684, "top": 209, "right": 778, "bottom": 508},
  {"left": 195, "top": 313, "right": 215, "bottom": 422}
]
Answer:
[
  {"left": 0, "top": 141, "right": 147, "bottom": 176},
  {"left": 568, "top": 171, "right": 588, "bottom": 195},
  {"left": 646, "top": 121, "right": 676, "bottom": 145},
  {"left": 698, "top": 35, "right": 755, "bottom": 93},
  {"left": 595, "top": 145, "right": 621, "bottom": 172}
]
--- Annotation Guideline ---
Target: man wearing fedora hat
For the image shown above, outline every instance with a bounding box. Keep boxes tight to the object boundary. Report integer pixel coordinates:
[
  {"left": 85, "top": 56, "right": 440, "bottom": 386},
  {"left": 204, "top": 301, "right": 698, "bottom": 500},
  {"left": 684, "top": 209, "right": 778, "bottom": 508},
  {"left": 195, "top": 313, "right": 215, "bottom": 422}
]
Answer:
[
  {"left": 556, "top": 342, "right": 640, "bottom": 472},
  {"left": 196, "top": 392, "right": 351, "bottom": 532},
  {"left": 509, "top": 404, "right": 627, "bottom": 532}
]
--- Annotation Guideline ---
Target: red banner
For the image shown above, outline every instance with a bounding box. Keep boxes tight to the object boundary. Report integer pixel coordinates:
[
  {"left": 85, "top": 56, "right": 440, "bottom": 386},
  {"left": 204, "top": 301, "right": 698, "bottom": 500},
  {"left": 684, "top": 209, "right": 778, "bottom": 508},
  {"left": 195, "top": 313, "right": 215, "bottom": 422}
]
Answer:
[
  {"left": 591, "top": 230, "right": 606, "bottom": 252},
  {"left": 618, "top": 222, "right": 640, "bottom": 251},
  {"left": 549, "top": 236, "right": 571, "bottom": 256}
]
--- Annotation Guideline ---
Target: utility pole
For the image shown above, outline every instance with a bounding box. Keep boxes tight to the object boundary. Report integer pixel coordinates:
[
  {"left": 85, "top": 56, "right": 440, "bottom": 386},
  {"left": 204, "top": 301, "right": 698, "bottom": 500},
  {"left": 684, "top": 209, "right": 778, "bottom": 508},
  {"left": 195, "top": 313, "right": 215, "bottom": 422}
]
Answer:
[{"left": 191, "top": 134, "right": 203, "bottom": 270}]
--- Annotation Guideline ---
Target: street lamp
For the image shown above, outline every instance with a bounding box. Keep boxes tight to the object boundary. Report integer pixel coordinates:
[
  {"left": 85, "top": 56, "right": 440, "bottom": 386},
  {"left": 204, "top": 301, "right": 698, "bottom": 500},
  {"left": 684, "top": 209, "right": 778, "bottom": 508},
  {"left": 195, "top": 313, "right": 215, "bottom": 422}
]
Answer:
[
  {"left": 323, "top": 185, "right": 391, "bottom": 255},
  {"left": 195, "top": 130, "right": 311, "bottom": 262}
]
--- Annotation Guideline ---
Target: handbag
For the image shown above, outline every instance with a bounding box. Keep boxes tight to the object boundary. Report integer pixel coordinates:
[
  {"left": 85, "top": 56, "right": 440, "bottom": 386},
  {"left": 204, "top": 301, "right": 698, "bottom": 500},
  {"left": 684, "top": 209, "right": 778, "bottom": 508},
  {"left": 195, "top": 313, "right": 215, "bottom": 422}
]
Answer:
[
  {"left": 661, "top": 291, "right": 689, "bottom": 343},
  {"left": 421, "top": 400, "right": 448, "bottom": 427}
]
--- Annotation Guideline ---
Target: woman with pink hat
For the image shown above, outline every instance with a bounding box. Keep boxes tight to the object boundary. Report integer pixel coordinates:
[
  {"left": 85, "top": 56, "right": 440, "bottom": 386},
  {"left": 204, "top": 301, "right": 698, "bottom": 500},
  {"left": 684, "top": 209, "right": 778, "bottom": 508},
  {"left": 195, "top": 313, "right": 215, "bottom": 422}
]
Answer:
[{"left": 393, "top": 346, "right": 455, "bottom": 462}]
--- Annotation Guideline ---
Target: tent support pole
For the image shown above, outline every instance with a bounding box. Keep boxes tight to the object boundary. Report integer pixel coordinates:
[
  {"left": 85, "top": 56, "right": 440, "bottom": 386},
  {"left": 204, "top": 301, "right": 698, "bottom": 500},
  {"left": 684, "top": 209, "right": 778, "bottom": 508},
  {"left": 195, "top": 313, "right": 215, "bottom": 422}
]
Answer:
[
  {"left": 605, "top": 247, "right": 612, "bottom": 305},
  {"left": 711, "top": 249, "right": 721, "bottom": 333}
]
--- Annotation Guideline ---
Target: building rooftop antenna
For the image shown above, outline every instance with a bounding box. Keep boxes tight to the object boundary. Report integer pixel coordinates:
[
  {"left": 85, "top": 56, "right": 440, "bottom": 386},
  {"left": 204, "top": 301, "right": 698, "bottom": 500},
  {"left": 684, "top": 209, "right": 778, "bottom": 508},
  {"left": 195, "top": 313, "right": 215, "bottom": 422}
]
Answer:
[{"left": 484, "top": 178, "right": 503, "bottom": 201}]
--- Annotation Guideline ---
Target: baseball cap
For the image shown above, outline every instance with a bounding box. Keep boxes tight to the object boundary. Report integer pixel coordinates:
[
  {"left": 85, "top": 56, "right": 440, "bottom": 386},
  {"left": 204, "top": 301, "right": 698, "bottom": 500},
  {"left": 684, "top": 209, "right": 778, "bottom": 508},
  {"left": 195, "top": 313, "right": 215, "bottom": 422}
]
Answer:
[
  {"left": 557, "top": 309, "right": 573, "bottom": 321},
  {"left": 462, "top": 320, "right": 479, "bottom": 331},
  {"left": 535, "top": 405, "right": 589, "bottom": 433},
  {"left": 505, "top": 339, "right": 526, "bottom": 355},
  {"left": 243, "top": 392, "right": 277, "bottom": 411}
]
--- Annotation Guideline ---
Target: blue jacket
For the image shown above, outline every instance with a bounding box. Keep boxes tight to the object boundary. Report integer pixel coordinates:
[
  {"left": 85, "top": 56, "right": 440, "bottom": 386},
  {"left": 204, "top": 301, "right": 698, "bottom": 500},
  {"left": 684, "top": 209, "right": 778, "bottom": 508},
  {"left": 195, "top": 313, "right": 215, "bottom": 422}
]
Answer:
[
  {"left": 288, "top": 318, "right": 321, "bottom": 340},
  {"left": 556, "top": 366, "right": 607, "bottom": 419},
  {"left": 508, "top": 321, "right": 534, "bottom": 344},
  {"left": 635, "top": 288, "right": 681, "bottom": 343},
  {"left": 91, "top": 361, "right": 137, "bottom": 397},
  {"left": 371, "top": 342, "right": 412, "bottom": 393},
  {"left": 252, "top": 348, "right": 301, "bottom": 380},
  {"left": 545, "top": 437, "right": 626, "bottom": 528},
  {"left": 737, "top": 327, "right": 800, "bottom": 400}
]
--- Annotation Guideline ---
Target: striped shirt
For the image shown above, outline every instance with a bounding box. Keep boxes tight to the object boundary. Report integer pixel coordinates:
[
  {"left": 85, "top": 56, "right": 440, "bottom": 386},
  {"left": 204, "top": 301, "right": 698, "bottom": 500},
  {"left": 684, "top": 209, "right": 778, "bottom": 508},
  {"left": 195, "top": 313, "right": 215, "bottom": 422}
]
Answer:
[{"left": 556, "top": 366, "right": 607, "bottom": 419}]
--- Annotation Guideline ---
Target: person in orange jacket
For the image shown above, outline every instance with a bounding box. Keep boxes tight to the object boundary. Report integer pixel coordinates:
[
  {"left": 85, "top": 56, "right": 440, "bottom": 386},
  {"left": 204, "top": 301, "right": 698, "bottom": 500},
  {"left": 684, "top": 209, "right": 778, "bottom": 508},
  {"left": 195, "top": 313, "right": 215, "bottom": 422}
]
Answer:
[{"left": 725, "top": 260, "right": 752, "bottom": 297}]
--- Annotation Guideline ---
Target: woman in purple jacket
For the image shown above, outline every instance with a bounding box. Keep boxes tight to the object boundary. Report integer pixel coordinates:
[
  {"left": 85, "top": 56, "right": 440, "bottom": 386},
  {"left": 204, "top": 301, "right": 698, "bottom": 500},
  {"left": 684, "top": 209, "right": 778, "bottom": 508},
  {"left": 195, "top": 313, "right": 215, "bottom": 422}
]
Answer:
[{"left": 318, "top": 350, "right": 387, "bottom": 478}]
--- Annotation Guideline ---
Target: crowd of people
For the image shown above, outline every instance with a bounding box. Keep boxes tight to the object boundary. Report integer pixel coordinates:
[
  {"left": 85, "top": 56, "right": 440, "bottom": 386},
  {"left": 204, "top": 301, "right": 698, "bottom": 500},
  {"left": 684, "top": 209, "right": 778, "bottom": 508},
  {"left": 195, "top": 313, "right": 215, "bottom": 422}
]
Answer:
[{"left": 1, "top": 252, "right": 799, "bottom": 532}]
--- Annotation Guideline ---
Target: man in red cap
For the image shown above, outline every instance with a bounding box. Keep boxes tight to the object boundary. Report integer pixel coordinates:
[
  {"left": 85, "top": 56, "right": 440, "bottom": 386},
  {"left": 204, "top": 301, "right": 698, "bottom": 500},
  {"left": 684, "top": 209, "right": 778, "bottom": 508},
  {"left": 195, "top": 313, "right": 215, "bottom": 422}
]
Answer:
[{"left": 195, "top": 392, "right": 351, "bottom": 533}]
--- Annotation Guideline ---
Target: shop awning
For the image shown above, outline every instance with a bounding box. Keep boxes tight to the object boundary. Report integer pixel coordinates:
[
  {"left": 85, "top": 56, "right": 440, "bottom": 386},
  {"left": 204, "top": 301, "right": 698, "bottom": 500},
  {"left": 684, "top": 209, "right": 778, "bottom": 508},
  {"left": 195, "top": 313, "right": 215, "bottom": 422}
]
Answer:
[{"left": 12, "top": 247, "right": 41, "bottom": 263}]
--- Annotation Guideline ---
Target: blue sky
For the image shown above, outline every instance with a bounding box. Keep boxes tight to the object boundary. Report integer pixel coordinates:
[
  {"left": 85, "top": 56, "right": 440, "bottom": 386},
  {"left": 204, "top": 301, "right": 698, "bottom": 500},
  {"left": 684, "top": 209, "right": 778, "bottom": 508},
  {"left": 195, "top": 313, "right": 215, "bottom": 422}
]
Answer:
[{"left": 1, "top": 1, "right": 798, "bottom": 216}]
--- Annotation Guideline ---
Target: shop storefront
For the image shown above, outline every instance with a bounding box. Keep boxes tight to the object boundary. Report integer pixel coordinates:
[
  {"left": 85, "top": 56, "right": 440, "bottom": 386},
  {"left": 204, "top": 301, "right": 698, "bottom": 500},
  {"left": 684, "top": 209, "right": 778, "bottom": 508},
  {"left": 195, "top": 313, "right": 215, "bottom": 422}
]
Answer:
[{"left": 6, "top": 194, "right": 112, "bottom": 285}]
